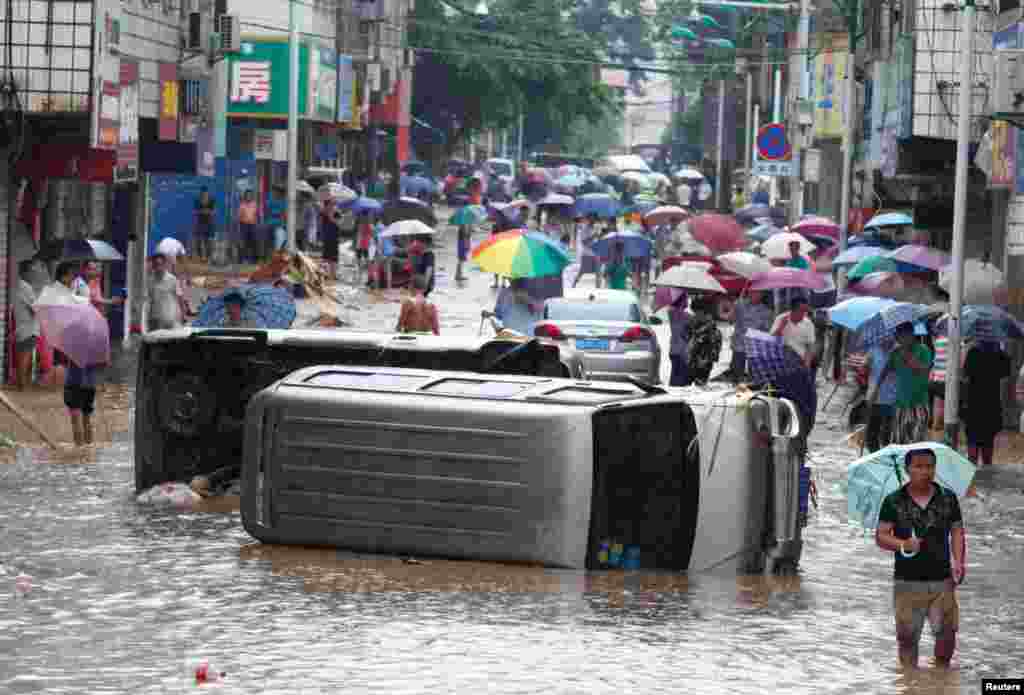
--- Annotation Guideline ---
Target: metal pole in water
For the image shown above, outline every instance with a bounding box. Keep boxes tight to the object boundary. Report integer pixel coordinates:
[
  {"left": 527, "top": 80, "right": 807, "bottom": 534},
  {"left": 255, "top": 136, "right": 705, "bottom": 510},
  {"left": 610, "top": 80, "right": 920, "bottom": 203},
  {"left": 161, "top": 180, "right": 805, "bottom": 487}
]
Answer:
[
  {"left": 944, "top": 0, "right": 976, "bottom": 448},
  {"left": 286, "top": 0, "right": 300, "bottom": 252}
]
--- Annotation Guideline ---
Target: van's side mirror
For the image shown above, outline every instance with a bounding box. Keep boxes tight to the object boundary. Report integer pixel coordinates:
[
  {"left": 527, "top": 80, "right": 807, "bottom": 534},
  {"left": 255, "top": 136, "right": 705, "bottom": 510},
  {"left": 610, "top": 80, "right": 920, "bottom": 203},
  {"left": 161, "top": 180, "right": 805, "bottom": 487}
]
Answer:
[{"left": 648, "top": 315, "right": 663, "bottom": 326}]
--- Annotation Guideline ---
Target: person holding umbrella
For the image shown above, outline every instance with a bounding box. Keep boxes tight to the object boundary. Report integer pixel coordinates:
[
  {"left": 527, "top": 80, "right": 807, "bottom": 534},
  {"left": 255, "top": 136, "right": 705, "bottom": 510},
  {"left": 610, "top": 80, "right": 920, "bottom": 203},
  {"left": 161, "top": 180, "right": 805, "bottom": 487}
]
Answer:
[
  {"left": 875, "top": 447, "right": 965, "bottom": 668},
  {"left": 730, "top": 289, "right": 773, "bottom": 381},
  {"left": 603, "top": 242, "right": 630, "bottom": 291},
  {"left": 221, "top": 290, "right": 258, "bottom": 328},
  {"left": 687, "top": 296, "right": 722, "bottom": 384},
  {"left": 667, "top": 290, "right": 691, "bottom": 386},
  {"left": 572, "top": 215, "right": 601, "bottom": 288},
  {"left": 408, "top": 240, "right": 435, "bottom": 297},
  {"left": 319, "top": 198, "right": 342, "bottom": 278},
  {"left": 786, "top": 239, "right": 811, "bottom": 270}
]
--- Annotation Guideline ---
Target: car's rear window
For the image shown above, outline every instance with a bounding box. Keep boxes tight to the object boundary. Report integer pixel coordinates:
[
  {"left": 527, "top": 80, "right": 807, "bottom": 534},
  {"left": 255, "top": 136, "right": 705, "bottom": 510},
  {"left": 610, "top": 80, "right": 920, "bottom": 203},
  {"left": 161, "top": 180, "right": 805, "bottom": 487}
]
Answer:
[{"left": 545, "top": 299, "right": 642, "bottom": 322}]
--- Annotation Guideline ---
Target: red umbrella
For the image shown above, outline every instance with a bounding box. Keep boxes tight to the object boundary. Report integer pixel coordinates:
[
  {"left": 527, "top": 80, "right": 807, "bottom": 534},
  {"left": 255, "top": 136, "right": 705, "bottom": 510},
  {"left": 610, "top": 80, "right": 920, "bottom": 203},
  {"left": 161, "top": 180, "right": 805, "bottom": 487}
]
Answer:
[
  {"left": 791, "top": 216, "right": 839, "bottom": 239},
  {"left": 687, "top": 214, "right": 747, "bottom": 253}
]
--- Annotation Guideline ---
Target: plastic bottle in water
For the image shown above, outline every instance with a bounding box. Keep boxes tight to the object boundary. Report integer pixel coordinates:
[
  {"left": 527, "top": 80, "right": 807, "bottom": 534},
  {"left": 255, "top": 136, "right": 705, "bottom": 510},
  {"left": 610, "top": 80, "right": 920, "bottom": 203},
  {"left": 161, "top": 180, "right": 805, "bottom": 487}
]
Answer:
[
  {"left": 609, "top": 542, "right": 623, "bottom": 568},
  {"left": 597, "top": 541, "right": 610, "bottom": 567}
]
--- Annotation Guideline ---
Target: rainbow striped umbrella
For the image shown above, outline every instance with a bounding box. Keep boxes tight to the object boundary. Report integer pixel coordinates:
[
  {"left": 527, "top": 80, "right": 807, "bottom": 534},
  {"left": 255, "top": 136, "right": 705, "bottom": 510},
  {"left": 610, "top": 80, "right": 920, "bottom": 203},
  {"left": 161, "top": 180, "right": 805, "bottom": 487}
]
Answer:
[{"left": 471, "top": 230, "right": 570, "bottom": 279}]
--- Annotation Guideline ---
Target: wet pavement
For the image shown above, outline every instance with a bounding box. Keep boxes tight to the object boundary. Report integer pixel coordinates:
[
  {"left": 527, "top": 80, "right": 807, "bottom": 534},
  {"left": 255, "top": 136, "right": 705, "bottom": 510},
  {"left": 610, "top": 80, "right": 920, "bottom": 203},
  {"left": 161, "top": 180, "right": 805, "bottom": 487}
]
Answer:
[{"left": 2, "top": 216, "right": 1024, "bottom": 693}]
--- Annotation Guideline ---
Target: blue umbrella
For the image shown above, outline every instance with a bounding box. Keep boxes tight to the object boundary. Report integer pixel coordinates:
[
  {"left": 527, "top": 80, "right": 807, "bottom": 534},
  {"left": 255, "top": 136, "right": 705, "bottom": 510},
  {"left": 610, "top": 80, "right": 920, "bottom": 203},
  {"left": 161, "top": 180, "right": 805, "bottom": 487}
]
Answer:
[
  {"left": 864, "top": 211, "right": 913, "bottom": 229},
  {"left": 591, "top": 230, "right": 654, "bottom": 259},
  {"left": 746, "top": 224, "right": 783, "bottom": 243},
  {"left": 745, "top": 329, "right": 817, "bottom": 431},
  {"left": 402, "top": 175, "right": 435, "bottom": 197},
  {"left": 573, "top": 193, "right": 622, "bottom": 219},
  {"left": 933, "top": 304, "right": 1024, "bottom": 341},
  {"left": 847, "top": 443, "right": 976, "bottom": 530},
  {"left": 833, "top": 246, "right": 887, "bottom": 267},
  {"left": 851, "top": 302, "right": 935, "bottom": 349},
  {"left": 827, "top": 296, "right": 900, "bottom": 331},
  {"left": 344, "top": 196, "right": 383, "bottom": 215},
  {"left": 193, "top": 284, "right": 297, "bottom": 329},
  {"left": 735, "top": 204, "right": 784, "bottom": 226}
]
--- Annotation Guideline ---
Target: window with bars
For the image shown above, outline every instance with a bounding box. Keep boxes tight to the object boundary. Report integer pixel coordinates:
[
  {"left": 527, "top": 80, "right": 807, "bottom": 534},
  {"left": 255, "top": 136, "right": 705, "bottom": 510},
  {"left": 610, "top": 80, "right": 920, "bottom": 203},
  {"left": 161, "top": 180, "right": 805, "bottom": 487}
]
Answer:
[{"left": 1, "top": 0, "right": 94, "bottom": 114}]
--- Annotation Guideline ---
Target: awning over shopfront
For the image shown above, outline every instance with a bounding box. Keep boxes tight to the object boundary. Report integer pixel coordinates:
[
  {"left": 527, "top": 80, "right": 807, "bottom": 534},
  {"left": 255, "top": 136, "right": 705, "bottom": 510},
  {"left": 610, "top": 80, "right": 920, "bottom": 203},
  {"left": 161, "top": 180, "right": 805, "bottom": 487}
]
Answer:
[{"left": 15, "top": 144, "right": 115, "bottom": 182}]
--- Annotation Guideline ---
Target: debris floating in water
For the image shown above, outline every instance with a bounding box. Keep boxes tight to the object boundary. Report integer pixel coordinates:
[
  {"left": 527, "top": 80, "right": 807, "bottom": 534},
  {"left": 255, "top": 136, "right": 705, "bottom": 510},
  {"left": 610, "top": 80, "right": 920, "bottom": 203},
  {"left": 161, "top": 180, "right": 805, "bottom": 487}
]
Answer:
[
  {"left": 194, "top": 661, "right": 225, "bottom": 685},
  {"left": 136, "top": 482, "right": 201, "bottom": 510},
  {"left": 14, "top": 573, "right": 32, "bottom": 594}
]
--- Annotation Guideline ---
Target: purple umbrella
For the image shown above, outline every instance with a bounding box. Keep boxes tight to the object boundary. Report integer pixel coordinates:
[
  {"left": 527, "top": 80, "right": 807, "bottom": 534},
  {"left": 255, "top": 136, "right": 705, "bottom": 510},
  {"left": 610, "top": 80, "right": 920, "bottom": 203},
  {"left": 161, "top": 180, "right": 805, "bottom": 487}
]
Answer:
[
  {"left": 885, "top": 245, "right": 950, "bottom": 271},
  {"left": 749, "top": 268, "right": 827, "bottom": 291}
]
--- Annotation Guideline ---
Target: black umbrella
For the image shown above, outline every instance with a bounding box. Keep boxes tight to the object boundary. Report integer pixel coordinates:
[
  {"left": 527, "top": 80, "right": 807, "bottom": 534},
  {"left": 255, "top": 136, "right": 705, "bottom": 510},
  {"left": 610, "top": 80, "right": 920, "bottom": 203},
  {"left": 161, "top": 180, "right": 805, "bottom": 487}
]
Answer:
[
  {"left": 381, "top": 196, "right": 438, "bottom": 226},
  {"left": 38, "top": 238, "right": 125, "bottom": 262}
]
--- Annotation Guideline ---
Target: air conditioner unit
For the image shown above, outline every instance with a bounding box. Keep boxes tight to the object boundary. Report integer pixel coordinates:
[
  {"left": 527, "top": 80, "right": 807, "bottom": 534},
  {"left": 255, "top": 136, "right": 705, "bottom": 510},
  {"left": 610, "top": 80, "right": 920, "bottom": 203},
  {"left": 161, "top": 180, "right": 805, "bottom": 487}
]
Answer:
[
  {"left": 185, "top": 11, "right": 203, "bottom": 51},
  {"left": 218, "top": 14, "right": 240, "bottom": 53},
  {"left": 993, "top": 49, "right": 1024, "bottom": 114}
]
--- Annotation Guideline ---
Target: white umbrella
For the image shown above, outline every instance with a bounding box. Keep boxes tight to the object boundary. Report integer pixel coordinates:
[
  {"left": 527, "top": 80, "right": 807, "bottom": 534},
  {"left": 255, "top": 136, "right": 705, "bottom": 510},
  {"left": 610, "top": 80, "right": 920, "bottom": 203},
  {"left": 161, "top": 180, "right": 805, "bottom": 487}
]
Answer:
[
  {"left": 381, "top": 219, "right": 437, "bottom": 238},
  {"left": 297, "top": 181, "right": 316, "bottom": 195},
  {"left": 674, "top": 167, "right": 705, "bottom": 180},
  {"left": 653, "top": 264, "right": 726, "bottom": 293},
  {"left": 718, "top": 251, "right": 774, "bottom": 279},
  {"left": 156, "top": 237, "right": 186, "bottom": 258},
  {"left": 621, "top": 171, "right": 651, "bottom": 185},
  {"left": 319, "top": 182, "right": 357, "bottom": 203},
  {"left": 648, "top": 172, "right": 671, "bottom": 188},
  {"left": 762, "top": 231, "right": 815, "bottom": 260},
  {"left": 939, "top": 258, "right": 1006, "bottom": 304}
]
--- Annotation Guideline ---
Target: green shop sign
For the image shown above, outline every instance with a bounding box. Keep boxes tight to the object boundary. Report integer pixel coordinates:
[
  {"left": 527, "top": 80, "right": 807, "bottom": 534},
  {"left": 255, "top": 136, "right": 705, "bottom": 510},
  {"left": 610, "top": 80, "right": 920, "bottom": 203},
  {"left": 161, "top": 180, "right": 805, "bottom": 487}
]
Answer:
[{"left": 227, "top": 38, "right": 315, "bottom": 119}]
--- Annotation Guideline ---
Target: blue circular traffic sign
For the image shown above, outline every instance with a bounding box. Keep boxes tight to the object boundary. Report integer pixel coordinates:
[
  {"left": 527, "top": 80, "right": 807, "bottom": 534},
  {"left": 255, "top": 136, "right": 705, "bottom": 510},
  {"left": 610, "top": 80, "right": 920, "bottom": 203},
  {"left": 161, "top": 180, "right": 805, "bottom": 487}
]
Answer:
[{"left": 756, "top": 123, "right": 791, "bottom": 161}]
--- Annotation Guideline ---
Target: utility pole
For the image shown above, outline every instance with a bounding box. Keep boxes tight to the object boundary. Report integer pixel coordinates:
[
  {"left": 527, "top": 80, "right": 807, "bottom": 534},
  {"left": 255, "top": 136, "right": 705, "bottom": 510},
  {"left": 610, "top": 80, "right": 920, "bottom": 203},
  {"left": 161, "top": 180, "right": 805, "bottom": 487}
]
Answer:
[
  {"left": 517, "top": 109, "right": 524, "bottom": 163},
  {"left": 286, "top": 0, "right": 299, "bottom": 252},
  {"left": 743, "top": 62, "right": 752, "bottom": 186},
  {"left": 792, "top": 0, "right": 811, "bottom": 220},
  {"left": 769, "top": 66, "right": 782, "bottom": 206},
  {"left": 944, "top": 0, "right": 976, "bottom": 448},
  {"left": 715, "top": 77, "right": 726, "bottom": 210}
]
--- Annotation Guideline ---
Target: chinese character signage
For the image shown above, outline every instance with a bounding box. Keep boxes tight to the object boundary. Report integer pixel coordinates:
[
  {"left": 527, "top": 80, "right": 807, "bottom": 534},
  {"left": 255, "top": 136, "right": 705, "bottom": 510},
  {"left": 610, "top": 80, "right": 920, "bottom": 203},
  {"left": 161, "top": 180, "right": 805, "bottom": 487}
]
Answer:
[
  {"left": 226, "top": 39, "right": 309, "bottom": 119},
  {"left": 894, "top": 35, "right": 914, "bottom": 139},
  {"left": 115, "top": 59, "right": 139, "bottom": 184},
  {"left": 94, "top": 80, "right": 120, "bottom": 150},
  {"left": 308, "top": 43, "right": 337, "bottom": 122},
  {"left": 813, "top": 33, "right": 847, "bottom": 139},
  {"left": 337, "top": 55, "right": 357, "bottom": 127},
  {"left": 159, "top": 62, "right": 179, "bottom": 141}
]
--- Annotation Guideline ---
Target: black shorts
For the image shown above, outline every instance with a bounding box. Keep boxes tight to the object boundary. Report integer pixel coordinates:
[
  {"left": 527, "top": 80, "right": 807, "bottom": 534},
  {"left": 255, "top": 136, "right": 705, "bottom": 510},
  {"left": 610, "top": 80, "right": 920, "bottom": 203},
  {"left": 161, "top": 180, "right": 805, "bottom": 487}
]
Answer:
[{"left": 64, "top": 385, "right": 97, "bottom": 415}]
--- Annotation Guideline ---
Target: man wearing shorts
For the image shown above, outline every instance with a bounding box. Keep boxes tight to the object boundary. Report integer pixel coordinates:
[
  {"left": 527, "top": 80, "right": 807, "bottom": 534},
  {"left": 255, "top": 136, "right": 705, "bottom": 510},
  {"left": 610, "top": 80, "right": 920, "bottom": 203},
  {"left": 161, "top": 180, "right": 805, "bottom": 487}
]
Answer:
[
  {"left": 876, "top": 448, "right": 965, "bottom": 668},
  {"left": 65, "top": 361, "right": 99, "bottom": 446}
]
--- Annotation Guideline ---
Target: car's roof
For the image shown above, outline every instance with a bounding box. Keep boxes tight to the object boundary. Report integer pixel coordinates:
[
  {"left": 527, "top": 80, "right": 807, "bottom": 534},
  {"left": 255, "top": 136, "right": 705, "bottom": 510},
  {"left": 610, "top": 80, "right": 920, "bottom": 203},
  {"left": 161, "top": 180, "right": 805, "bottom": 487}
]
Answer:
[{"left": 557, "top": 288, "right": 639, "bottom": 304}]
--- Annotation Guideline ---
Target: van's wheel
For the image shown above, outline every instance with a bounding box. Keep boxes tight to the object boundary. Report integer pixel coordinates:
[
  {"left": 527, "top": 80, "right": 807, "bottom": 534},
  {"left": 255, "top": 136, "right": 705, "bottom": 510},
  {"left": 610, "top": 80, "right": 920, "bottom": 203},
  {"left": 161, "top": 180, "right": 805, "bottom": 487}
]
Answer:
[
  {"left": 714, "top": 296, "right": 736, "bottom": 323},
  {"left": 158, "top": 373, "right": 217, "bottom": 438}
]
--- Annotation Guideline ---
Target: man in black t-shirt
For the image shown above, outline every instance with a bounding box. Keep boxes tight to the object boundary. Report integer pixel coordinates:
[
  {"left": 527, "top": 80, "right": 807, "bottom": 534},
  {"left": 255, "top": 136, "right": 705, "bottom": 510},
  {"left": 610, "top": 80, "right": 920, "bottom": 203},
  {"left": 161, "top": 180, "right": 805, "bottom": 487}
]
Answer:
[{"left": 876, "top": 448, "right": 965, "bottom": 669}]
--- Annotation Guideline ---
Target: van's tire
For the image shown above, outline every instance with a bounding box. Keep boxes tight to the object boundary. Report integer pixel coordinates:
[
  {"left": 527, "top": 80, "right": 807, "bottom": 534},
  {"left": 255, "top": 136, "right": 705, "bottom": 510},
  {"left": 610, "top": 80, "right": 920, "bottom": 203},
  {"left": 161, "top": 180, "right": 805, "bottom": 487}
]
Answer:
[
  {"left": 157, "top": 373, "right": 217, "bottom": 438},
  {"left": 714, "top": 296, "right": 736, "bottom": 323}
]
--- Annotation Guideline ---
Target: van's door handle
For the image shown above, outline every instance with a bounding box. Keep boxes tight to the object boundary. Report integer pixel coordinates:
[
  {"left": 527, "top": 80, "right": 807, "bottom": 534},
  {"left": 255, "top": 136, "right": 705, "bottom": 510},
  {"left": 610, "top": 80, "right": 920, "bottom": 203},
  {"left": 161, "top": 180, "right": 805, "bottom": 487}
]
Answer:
[{"left": 190, "top": 329, "right": 269, "bottom": 347}]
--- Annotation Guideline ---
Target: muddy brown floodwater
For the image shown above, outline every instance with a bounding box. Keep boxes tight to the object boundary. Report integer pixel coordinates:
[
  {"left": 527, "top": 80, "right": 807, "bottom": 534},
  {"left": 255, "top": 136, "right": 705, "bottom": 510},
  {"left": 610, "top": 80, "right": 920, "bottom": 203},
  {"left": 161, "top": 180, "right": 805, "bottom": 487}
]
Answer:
[{"left": 1, "top": 221, "right": 1023, "bottom": 694}]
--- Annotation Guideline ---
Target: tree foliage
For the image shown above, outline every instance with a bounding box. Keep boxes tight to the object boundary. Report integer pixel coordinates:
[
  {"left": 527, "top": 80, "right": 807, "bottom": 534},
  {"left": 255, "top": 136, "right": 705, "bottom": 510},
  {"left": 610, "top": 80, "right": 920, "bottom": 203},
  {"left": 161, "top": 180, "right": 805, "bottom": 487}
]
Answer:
[{"left": 410, "top": 0, "right": 651, "bottom": 157}]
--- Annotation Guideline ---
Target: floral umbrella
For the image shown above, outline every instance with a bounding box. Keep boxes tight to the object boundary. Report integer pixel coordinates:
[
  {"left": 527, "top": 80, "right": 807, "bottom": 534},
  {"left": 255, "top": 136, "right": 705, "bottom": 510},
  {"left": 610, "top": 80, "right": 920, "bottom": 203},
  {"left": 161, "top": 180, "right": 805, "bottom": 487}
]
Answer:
[{"left": 33, "top": 283, "right": 110, "bottom": 368}]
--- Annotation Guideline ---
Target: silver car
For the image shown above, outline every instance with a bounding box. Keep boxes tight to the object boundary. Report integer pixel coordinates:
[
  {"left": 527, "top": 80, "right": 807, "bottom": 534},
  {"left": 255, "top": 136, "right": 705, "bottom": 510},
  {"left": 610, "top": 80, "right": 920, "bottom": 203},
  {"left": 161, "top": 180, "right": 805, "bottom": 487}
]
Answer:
[{"left": 534, "top": 289, "right": 663, "bottom": 384}]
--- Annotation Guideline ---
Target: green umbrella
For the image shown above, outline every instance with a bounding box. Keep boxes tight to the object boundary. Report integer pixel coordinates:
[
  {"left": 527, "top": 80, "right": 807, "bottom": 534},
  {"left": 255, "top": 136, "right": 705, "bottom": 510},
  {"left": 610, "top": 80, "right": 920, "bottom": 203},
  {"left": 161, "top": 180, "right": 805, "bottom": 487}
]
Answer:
[
  {"left": 847, "top": 256, "right": 898, "bottom": 282},
  {"left": 670, "top": 25, "right": 698, "bottom": 40},
  {"left": 449, "top": 205, "right": 489, "bottom": 227}
]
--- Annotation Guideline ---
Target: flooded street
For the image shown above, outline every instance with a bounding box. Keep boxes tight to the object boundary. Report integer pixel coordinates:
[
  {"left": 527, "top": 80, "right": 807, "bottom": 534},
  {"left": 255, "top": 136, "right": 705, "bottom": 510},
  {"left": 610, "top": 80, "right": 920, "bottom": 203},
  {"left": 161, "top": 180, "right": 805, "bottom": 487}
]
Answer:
[{"left": 2, "top": 225, "right": 1024, "bottom": 693}]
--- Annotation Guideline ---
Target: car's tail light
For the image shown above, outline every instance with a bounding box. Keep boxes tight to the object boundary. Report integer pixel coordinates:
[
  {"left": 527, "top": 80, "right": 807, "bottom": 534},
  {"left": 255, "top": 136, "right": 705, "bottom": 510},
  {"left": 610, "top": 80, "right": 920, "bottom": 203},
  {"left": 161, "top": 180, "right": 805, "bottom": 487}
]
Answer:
[
  {"left": 620, "top": 326, "right": 654, "bottom": 342},
  {"left": 534, "top": 323, "right": 565, "bottom": 340}
]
